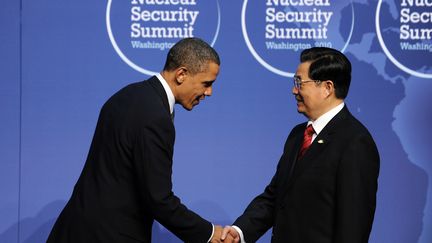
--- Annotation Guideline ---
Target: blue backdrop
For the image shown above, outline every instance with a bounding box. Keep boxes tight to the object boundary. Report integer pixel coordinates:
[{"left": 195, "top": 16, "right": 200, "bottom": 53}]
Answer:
[{"left": 1, "top": 0, "right": 431, "bottom": 242}]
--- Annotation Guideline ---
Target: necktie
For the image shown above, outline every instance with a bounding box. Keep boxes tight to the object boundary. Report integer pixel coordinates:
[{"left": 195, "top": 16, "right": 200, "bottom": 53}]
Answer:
[
  {"left": 298, "top": 124, "right": 315, "bottom": 160},
  {"left": 171, "top": 110, "right": 175, "bottom": 122}
]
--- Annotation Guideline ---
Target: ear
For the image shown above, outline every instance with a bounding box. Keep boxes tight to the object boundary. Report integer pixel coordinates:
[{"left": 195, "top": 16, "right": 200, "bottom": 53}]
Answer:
[
  {"left": 175, "top": 67, "right": 188, "bottom": 84},
  {"left": 324, "top": 80, "right": 334, "bottom": 96}
]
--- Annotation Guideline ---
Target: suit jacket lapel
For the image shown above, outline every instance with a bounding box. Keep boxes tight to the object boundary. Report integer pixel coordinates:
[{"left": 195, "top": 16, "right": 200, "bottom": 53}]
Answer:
[
  {"left": 277, "top": 127, "right": 305, "bottom": 191},
  {"left": 287, "top": 126, "right": 307, "bottom": 178},
  {"left": 147, "top": 76, "right": 171, "bottom": 116},
  {"left": 290, "top": 132, "right": 332, "bottom": 179},
  {"left": 284, "top": 107, "right": 351, "bottom": 189}
]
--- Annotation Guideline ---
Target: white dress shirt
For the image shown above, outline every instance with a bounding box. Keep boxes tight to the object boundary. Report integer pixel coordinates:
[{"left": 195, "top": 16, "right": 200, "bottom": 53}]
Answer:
[
  {"left": 308, "top": 102, "right": 345, "bottom": 143},
  {"left": 156, "top": 73, "right": 175, "bottom": 114}
]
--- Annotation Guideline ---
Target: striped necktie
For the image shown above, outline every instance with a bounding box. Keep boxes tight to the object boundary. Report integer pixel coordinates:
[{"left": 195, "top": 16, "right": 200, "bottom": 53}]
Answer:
[{"left": 298, "top": 124, "right": 315, "bottom": 160}]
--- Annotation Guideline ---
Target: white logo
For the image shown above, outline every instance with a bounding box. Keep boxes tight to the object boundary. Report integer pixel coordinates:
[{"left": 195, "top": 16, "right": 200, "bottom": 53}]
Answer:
[
  {"left": 376, "top": 0, "right": 432, "bottom": 79},
  {"left": 106, "top": 0, "right": 221, "bottom": 76},
  {"left": 242, "top": 0, "right": 355, "bottom": 77}
]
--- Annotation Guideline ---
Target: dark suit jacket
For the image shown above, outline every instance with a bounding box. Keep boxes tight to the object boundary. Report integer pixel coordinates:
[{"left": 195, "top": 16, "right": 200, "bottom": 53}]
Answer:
[
  {"left": 47, "top": 76, "right": 212, "bottom": 243},
  {"left": 234, "top": 106, "right": 379, "bottom": 243}
]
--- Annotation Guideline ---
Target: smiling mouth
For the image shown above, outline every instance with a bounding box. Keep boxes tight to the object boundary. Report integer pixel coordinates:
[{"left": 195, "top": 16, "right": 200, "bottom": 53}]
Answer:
[{"left": 296, "top": 99, "right": 304, "bottom": 107}]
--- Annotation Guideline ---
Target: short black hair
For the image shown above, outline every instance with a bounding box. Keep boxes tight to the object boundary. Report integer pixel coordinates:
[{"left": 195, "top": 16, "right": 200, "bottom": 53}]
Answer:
[
  {"left": 300, "top": 47, "right": 351, "bottom": 99},
  {"left": 163, "top": 37, "right": 220, "bottom": 75}
]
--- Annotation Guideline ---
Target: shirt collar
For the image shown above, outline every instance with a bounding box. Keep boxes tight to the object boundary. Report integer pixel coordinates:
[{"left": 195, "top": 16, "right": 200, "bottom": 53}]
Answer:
[
  {"left": 156, "top": 73, "right": 175, "bottom": 114},
  {"left": 308, "top": 102, "right": 345, "bottom": 136}
]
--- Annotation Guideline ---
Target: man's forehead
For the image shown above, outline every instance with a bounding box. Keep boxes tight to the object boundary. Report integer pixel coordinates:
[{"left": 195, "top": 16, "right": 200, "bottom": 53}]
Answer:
[{"left": 296, "top": 62, "right": 310, "bottom": 74}]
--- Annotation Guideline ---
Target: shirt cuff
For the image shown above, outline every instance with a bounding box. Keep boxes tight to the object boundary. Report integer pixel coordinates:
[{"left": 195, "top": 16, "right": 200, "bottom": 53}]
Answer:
[
  {"left": 232, "top": 225, "right": 246, "bottom": 243},
  {"left": 207, "top": 224, "right": 214, "bottom": 243}
]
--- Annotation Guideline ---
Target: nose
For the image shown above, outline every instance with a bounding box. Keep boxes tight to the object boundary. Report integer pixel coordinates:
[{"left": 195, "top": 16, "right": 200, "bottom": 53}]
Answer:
[
  {"left": 204, "top": 86, "right": 212, "bottom": 96},
  {"left": 292, "top": 85, "right": 299, "bottom": 95}
]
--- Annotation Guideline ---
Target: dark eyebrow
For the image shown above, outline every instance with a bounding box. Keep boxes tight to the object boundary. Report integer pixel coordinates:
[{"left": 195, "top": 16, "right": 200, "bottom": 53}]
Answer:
[{"left": 203, "top": 80, "right": 214, "bottom": 86}]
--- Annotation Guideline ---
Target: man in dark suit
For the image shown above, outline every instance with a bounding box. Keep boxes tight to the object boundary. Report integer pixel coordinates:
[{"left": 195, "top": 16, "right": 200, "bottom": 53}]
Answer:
[
  {"left": 222, "top": 47, "right": 380, "bottom": 243},
  {"left": 47, "top": 38, "right": 223, "bottom": 243}
]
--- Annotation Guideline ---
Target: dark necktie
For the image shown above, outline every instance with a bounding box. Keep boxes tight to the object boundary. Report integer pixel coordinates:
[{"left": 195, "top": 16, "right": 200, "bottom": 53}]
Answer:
[
  {"left": 171, "top": 110, "right": 175, "bottom": 122},
  {"left": 298, "top": 124, "right": 315, "bottom": 160}
]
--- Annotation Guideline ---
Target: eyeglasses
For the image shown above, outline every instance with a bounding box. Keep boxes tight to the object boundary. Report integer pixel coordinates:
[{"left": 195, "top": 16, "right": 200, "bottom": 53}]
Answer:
[{"left": 293, "top": 76, "right": 322, "bottom": 89}]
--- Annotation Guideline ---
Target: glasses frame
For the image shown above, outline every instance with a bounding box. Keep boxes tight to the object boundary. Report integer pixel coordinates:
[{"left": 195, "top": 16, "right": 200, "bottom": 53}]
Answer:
[{"left": 293, "top": 75, "right": 322, "bottom": 89}]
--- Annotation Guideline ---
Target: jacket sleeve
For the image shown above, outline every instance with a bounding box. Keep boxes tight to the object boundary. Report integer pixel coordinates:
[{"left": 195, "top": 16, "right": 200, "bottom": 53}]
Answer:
[
  {"left": 234, "top": 169, "right": 279, "bottom": 243},
  {"left": 334, "top": 133, "right": 380, "bottom": 243},
  {"left": 233, "top": 125, "right": 303, "bottom": 242},
  {"left": 134, "top": 114, "right": 212, "bottom": 243}
]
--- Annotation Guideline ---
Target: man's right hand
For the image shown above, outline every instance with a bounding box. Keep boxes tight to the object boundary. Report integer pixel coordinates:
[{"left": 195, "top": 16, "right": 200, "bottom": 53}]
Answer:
[
  {"left": 210, "top": 225, "right": 223, "bottom": 243},
  {"left": 221, "top": 226, "right": 240, "bottom": 243}
]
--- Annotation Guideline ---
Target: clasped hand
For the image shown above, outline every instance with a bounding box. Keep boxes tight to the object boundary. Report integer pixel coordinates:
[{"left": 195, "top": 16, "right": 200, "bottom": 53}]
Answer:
[{"left": 210, "top": 225, "right": 240, "bottom": 243}]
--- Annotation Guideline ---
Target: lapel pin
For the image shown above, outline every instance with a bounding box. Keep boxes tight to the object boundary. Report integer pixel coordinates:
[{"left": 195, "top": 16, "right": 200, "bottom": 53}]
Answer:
[{"left": 317, "top": 139, "right": 324, "bottom": 144}]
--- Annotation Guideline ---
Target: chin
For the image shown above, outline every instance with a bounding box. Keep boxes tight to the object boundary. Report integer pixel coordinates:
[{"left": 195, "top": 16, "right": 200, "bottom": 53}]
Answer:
[
  {"left": 181, "top": 104, "right": 193, "bottom": 111},
  {"left": 296, "top": 105, "right": 305, "bottom": 113}
]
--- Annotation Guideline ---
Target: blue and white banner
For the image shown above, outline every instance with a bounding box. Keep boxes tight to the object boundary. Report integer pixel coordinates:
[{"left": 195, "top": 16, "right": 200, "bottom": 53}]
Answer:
[{"left": 1, "top": 1, "right": 431, "bottom": 242}]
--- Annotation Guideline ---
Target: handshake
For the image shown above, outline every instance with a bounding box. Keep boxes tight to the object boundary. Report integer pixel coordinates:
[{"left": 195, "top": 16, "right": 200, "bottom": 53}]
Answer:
[{"left": 210, "top": 225, "right": 241, "bottom": 243}]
